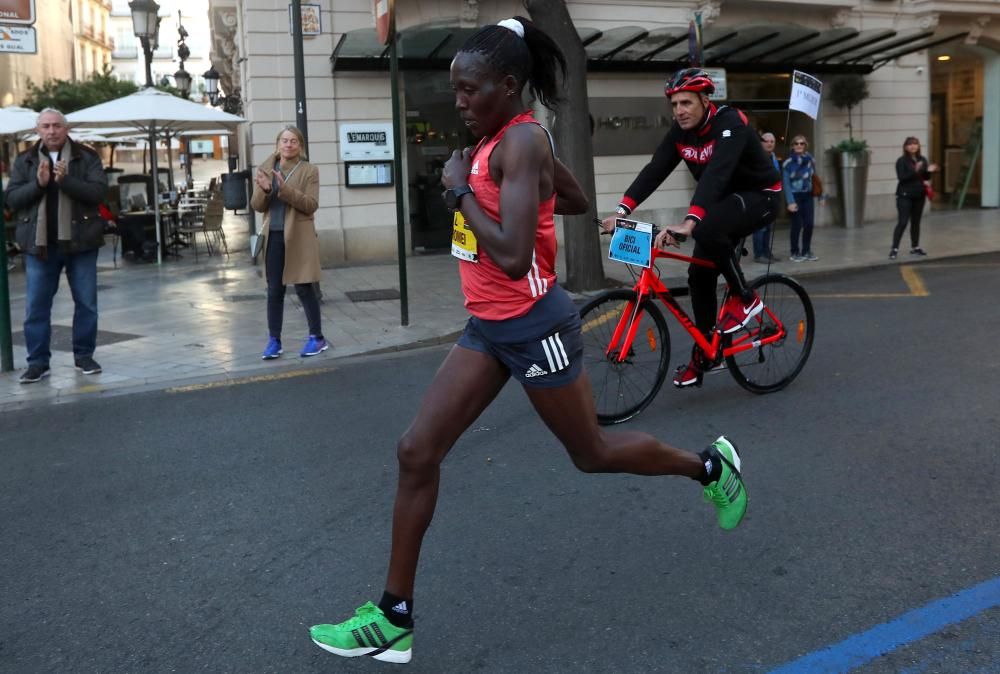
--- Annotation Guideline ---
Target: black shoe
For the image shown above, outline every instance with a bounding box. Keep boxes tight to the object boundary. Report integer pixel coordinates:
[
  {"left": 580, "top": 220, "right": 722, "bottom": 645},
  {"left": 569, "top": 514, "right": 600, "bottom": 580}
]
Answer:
[
  {"left": 74, "top": 356, "right": 102, "bottom": 375},
  {"left": 910, "top": 247, "right": 927, "bottom": 256},
  {"left": 19, "top": 364, "right": 50, "bottom": 384},
  {"left": 767, "top": 254, "right": 782, "bottom": 262},
  {"left": 889, "top": 248, "right": 898, "bottom": 260}
]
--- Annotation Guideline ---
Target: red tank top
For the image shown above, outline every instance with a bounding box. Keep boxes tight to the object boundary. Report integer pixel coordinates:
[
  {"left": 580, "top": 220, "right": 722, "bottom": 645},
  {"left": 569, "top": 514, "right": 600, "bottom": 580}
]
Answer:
[{"left": 458, "top": 111, "right": 558, "bottom": 320}]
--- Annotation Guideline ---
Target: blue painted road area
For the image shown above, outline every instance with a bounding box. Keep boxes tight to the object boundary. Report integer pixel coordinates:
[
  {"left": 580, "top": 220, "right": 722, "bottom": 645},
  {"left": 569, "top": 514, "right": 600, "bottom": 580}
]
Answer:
[{"left": 769, "top": 576, "right": 1000, "bottom": 673}]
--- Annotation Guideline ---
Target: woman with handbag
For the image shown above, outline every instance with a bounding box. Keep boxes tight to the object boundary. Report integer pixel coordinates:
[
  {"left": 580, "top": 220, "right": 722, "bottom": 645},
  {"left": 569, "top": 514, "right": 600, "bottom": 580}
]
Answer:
[
  {"left": 782, "top": 135, "right": 819, "bottom": 262},
  {"left": 889, "top": 136, "right": 937, "bottom": 260},
  {"left": 250, "top": 125, "right": 327, "bottom": 359}
]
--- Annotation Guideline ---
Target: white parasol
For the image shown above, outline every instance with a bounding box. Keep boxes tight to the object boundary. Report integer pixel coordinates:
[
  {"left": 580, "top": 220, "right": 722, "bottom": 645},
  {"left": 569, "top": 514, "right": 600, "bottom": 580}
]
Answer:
[{"left": 66, "top": 88, "right": 245, "bottom": 263}]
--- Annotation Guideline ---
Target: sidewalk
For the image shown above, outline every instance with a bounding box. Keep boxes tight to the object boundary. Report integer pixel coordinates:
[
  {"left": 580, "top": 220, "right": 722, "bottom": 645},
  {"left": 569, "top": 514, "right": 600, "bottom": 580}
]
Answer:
[{"left": 2, "top": 205, "right": 998, "bottom": 409}]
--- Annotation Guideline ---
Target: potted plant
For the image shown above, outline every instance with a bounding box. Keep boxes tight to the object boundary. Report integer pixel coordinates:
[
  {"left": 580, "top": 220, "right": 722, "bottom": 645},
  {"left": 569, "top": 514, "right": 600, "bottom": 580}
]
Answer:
[{"left": 828, "top": 74, "right": 870, "bottom": 228}]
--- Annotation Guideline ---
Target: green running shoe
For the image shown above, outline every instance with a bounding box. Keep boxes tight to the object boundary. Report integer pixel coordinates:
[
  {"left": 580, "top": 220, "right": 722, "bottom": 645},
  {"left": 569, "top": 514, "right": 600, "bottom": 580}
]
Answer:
[
  {"left": 310, "top": 601, "right": 413, "bottom": 664},
  {"left": 703, "top": 436, "right": 748, "bottom": 530}
]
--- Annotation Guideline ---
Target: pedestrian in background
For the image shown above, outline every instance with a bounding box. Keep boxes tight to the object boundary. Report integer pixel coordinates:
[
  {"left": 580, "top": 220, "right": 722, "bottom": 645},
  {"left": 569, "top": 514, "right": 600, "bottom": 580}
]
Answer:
[
  {"left": 782, "top": 135, "right": 818, "bottom": 262},
  {"left": 753, "top": 131, "right": 781, "bottom": 264},
  {"left": 5, "top": 108, "right": 108, "bottom": 383},
  {"left": 889, "top": 136, "right": 937, "bottom": 259},
  {"left": 250, "top": 125, "right": 327, "bottom": 359}
]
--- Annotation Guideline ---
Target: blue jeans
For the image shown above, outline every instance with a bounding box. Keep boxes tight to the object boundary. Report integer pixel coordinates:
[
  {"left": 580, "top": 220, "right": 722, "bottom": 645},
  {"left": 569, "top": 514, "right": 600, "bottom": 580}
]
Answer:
[
  {"left": 752, "top": 222, "right": 775, "bottom": 259},
  {"left": 788, "top": 192, "right": 815, "bottom": 256},
  {"left": 24, "top": 248, "right": 99, "bottom": 366}
]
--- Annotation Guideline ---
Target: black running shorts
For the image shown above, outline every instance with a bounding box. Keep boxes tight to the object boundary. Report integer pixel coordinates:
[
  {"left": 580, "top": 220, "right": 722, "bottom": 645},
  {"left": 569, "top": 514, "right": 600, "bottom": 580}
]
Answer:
[{"left": 457, "top": 285, "right": 583, "bottom": 388}]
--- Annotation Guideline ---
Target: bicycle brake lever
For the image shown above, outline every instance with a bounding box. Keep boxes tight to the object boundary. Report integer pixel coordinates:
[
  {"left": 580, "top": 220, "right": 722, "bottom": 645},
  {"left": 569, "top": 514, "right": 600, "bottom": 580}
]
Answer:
[
  {"left": 594, "top": 217, "right": 612, "bottom": 235},
  {"left": 665, "top": 230, "right": 687, "bottom": 243}
]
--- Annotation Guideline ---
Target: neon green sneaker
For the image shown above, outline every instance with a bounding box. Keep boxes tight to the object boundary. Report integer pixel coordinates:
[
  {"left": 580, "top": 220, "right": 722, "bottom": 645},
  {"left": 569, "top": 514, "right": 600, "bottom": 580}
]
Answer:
[
  {"left": 703, "top": 436, "right": 748, "bottom": 530},
  {"left": 310, "top": 601, "right": 413, "bottom": 664}
]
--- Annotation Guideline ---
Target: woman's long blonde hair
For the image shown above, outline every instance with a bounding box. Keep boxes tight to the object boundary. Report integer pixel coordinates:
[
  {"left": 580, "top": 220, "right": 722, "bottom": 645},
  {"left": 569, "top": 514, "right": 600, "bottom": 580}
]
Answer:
[{"left": 275, "top": 125, "right": 307, "bottom": 160}]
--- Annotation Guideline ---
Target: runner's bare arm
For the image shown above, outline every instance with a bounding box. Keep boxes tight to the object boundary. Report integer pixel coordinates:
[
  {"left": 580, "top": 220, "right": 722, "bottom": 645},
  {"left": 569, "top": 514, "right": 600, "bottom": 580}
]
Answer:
[{"left": 451, "top": 125, "right": 547, "bottom": 279}]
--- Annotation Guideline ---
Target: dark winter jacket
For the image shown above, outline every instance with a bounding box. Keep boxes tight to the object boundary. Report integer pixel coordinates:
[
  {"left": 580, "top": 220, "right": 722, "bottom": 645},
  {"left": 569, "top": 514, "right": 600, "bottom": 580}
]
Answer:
[
  {"left": 895, "top": 153, "right": 931, "bottom": 199},
  {"left": 619, "top": 104, "right": 781, "bottom": 222},
  {"left": 5, "top": 138, "right": 108, "bottom": 255}
]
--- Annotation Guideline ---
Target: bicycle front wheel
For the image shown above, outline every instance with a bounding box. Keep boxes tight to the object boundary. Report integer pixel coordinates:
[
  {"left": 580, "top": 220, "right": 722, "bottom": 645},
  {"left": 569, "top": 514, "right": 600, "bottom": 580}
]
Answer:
[
  {"left": 726, "top": 274, "right": 814, "bottom": 393},
  {"left": 579, "top": 289, "right": 670, "bottom": 425}
]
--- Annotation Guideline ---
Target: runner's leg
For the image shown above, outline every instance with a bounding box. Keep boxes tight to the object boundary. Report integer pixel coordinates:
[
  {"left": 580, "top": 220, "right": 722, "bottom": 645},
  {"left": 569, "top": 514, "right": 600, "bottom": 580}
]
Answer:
[
  {"left": 525, "top": 370, "right": 703, "bottom": 477},
  {"left": 385, "top": 344, "right": 511, "bottom": 598}
]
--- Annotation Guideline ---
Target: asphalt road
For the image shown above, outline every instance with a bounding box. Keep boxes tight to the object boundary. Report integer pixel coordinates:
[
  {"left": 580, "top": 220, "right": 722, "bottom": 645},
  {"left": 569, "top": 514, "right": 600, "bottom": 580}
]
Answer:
[{"left": 2, "top": 254, "right": 999, "bottom": 674}]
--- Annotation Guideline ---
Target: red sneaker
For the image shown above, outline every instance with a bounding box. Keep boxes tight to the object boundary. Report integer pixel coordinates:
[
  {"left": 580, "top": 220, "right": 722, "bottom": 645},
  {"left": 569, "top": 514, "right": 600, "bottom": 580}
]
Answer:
[
  {"left": 672, "top": 358, "right": 703, "bottom": 388},
  {"left": 717, "top": 292, "right": 763, "bottom": 334}
]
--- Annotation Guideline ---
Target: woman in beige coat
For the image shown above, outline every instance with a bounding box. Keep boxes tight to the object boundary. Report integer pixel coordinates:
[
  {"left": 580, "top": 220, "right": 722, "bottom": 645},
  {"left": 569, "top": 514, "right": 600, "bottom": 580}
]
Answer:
[{"left": 250, "top": 125, "right": 327, "bottom": 359}]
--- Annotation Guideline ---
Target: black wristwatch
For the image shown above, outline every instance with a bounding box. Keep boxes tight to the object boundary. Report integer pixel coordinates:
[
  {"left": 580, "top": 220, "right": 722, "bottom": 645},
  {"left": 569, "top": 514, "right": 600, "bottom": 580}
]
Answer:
[{"left": 443, "top": 184, "right": 474, "bottom": 210}]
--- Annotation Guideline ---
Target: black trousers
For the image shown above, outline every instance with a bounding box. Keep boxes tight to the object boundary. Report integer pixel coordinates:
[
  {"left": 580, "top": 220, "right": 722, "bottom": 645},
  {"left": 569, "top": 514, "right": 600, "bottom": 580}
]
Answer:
[
  {"left": 688, "top": 191, "right": 778, "bottom": 335},
  {"left": 892, "top": 195, "right": 925, "bottom": 250},
  {"left": 265, "top": 233, "right": 322, "bottom": 339}
]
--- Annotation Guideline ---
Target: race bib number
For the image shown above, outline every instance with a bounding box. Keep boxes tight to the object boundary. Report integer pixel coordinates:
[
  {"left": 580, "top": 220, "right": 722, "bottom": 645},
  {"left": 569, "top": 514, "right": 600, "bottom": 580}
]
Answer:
[
  {"left": 451, "top": 211, "right": 478, "bottom": 263},
  {"left": 608, "top": 218, "right": 653, "bottom": 267}
]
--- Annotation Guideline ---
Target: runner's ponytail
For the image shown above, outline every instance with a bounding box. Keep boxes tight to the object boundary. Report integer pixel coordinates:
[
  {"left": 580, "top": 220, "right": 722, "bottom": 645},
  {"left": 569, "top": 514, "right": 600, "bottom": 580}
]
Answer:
[{"left": 459, "top": 16, "right": 566, "bottom": 109}]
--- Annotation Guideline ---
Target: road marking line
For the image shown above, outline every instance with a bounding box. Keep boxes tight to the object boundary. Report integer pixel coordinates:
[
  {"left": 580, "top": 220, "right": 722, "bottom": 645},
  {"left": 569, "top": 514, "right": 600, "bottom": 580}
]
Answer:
[
  {"left": 581, "top": 310, "right": 617, "bottom": 334},
  {"left": 166, "top": 368, "right": 330, "bottom": 393},
  {"left": 768, "top": 575, "right": 1000, "bottom": 673},
  {"left": 900, "top": 265, "right": 929, "bottom": 296},
  {"left": 810, "top": 265, "right": 928, "bottom": 299}
]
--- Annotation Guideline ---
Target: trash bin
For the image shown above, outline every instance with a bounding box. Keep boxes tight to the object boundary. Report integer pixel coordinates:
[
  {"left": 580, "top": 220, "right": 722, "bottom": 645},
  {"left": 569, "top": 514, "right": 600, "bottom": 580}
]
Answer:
[{"left": 221, "top": 171, "right": 249, "bottom": 210}]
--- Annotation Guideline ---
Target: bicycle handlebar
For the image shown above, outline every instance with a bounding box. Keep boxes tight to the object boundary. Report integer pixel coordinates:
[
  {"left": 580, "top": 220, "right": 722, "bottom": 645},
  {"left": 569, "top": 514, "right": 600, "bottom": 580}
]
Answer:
[{"left": 593, "top": 218, "right": 687, "bottom": 243}]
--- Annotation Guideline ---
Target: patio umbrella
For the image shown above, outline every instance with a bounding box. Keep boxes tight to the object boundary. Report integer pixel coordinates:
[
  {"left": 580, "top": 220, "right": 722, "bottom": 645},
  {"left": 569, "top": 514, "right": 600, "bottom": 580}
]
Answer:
[
  {"left": 0, "top": 105, "right": 37, "bottom": 137},
  {"left": 66, "top": 88, "right": 245, "bottom": 264},
  {"left": 0, "top": 106, "right": 38, "bottom": 180}
]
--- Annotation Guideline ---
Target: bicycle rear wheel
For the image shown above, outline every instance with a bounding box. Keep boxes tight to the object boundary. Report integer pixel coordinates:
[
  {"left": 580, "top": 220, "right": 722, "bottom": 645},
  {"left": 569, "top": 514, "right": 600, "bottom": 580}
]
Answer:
[
  {"left": 579, "top": 289, "right": 670, "bottom": 425},
  {"left": 726, "top": 274, "right": 814, "bottom": 393}
]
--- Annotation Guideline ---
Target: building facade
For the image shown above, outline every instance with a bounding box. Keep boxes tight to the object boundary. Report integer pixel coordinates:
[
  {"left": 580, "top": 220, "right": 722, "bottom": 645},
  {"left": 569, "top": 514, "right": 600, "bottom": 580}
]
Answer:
[
  {"left": 73, "top": 0, "right": 114, "bottom": 77},
  {"left": 211, "top": 0, "right": 1000, "bottom": 266},
  {"left": 0, "top": 0, "right": 77, "bottom": 106},
  {"left": 109, "top": 0, "right": 212, "bottom": 95}
]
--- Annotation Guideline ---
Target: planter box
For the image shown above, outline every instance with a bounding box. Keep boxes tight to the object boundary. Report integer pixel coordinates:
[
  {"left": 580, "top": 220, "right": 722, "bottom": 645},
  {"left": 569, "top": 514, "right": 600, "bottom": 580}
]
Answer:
[{"left": 832, "top": 150, "right": 869, "bottom": 228}]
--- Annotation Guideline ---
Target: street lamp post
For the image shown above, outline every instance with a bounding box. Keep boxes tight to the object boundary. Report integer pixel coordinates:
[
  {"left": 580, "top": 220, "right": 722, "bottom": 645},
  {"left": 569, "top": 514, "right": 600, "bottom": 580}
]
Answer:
[
  {"left": 129, "top": 0, "right": 164, "bottom": 262},
  {"left": 128, "top": 0, "right": 160, "bottom": 87},
  {"left": 202, "top": 66, "right": 241, "bottom": 115},
  {"left": 174, "top": 10, "right": 192, "bottom": 186}
]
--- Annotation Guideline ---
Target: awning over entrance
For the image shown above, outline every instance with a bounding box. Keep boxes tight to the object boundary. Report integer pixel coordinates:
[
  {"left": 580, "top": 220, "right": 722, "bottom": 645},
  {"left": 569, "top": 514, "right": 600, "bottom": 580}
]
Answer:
[{"left": 332, "top": 22, "right": 969, "bottom": 75}]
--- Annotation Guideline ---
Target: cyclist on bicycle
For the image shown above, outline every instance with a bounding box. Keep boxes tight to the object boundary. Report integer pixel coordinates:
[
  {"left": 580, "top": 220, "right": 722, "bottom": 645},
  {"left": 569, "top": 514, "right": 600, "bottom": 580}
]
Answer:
[{"left": 600, "top": 68, "right": 781, "bottom": 388}]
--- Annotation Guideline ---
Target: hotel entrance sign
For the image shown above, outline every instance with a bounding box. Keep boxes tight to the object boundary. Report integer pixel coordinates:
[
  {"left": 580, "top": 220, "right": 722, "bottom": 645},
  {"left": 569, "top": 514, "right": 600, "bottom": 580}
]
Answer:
[{"left": 0, "top": 0, "right": 35, "bottom": 25}]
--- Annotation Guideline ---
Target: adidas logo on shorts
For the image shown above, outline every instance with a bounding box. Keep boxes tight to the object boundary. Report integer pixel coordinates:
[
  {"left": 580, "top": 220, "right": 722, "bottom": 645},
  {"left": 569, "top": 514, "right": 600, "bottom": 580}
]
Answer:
[{"left": 524, "top": 363, "right": 547, "bottom": 378}]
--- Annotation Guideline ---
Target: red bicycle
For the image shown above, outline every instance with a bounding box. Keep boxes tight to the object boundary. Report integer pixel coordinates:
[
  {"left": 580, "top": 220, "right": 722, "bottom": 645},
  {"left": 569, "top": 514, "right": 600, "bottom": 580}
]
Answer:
[{"left": 579, "top": 224, "right": 814, "bottom": 425}]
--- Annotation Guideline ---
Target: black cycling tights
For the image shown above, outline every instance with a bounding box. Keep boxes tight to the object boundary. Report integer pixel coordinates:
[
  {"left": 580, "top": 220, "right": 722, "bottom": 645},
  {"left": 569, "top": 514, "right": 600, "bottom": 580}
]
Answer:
[{"left": 688, "top": 191, "right": 778, "bottom": 335}]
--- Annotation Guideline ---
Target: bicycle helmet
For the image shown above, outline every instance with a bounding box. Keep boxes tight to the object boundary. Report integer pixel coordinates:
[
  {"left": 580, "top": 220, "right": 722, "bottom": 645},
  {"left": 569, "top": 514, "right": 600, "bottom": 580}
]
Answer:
[{"left": 664, "top": 68, "right": 715, "bottom": 97}]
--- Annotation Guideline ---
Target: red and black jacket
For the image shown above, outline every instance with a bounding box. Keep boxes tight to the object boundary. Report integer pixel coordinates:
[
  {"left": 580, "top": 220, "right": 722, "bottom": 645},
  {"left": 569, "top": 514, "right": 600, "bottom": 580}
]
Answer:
[{"left": 618, "top": 104, "right": 781, "bottom": 222}]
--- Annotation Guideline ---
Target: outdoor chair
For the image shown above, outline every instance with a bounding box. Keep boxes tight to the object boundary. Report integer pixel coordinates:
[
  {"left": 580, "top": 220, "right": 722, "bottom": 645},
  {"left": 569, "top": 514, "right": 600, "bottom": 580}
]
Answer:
[
  {"left": 177, "top": 195, "right": 227, "bottom": 260},
  {"left": 176, "top": 213, "right": 206, "bottom": 261},
  {"left": 202, "top": 197, "right": 229, "bottom": 258}
]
